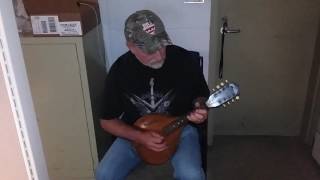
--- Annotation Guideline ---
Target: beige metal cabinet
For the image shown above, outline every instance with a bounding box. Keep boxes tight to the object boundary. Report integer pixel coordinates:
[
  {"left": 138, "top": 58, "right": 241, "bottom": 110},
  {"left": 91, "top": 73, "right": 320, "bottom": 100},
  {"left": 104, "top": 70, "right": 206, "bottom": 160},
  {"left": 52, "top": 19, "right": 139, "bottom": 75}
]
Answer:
[{"left": 21, "top": 30, "right": 106, "bottom": 180}]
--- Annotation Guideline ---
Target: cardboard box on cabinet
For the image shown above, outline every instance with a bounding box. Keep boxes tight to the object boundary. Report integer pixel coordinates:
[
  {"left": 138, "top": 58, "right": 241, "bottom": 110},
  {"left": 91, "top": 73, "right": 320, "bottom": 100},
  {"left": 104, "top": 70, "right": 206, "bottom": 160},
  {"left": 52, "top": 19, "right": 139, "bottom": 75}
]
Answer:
[{"left": 22, "top": 0, "right": 100, "bottom": 36}]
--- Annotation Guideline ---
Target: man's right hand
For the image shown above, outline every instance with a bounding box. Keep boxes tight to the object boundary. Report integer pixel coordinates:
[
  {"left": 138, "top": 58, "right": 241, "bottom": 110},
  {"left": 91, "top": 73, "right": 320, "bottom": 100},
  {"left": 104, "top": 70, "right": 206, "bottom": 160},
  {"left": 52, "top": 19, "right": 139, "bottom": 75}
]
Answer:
[
  {"left": 100, "top": 119, "right": 168, "bottom": 152},
  {"left": 135, "top": 131, "right": 168, "bottom": 152}
]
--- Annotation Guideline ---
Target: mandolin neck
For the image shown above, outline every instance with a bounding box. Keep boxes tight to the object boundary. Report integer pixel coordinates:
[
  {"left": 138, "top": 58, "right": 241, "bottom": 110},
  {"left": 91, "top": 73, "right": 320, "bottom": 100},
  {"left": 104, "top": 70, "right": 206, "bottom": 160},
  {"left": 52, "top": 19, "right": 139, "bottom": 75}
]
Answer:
[
  {"left": 162, "top": 116, "right": 189, "bottom": 136},
  {"left": 161, "top": 98, "right": 207, "bottom": 136}
]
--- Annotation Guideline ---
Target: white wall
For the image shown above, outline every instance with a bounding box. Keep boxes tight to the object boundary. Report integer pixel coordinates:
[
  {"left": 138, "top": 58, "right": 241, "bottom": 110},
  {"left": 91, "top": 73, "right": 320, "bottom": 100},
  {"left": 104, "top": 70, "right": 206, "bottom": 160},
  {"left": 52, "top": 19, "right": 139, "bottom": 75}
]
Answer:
[
  {"left": 0, "top": 57, "right": 29, "bottom": 180},
  {"left": 98, "top": 0, "right": 211, "bottom": 80},
  {"left": 0, "top": 0, "right": 49, "bottom": 179}
]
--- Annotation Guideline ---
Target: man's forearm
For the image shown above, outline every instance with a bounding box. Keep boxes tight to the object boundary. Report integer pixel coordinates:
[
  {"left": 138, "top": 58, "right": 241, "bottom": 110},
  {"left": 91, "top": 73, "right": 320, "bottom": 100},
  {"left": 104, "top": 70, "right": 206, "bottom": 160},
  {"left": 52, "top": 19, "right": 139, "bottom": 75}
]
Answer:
[{"left": 100, "top": 118, "right": 142, "bottom": 142}]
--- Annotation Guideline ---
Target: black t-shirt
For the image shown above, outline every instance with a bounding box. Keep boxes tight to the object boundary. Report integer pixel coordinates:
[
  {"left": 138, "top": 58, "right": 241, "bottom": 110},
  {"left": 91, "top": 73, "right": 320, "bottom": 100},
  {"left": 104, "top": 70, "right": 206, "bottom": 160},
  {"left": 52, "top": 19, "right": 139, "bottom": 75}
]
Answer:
[{"left": 101, "top": 45, "right": 209, "bottom": 125}]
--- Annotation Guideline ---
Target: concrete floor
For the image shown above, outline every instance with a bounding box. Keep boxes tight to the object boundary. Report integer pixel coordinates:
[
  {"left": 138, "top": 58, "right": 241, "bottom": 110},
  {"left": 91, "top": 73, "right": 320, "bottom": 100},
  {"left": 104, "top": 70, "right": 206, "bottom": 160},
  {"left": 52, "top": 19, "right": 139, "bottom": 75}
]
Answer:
[{"left": 127, "top": 136, "right": 320, "bottom": 180}]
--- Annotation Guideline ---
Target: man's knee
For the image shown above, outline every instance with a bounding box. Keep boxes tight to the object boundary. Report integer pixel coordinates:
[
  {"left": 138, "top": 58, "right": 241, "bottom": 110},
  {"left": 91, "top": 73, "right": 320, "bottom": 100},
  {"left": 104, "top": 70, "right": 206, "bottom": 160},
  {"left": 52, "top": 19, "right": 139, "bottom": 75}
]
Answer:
[
  {"left": 181, "top": 125, "right": 199, "bottom": 139},
  {"left": 95, "top": 165, "right": 114, "bottom": 180},
  {"left": 95, "top": 166, "right": 106, "bottom": 180},
  {"left": 95, "top": 158, "right": 121, "bottom": 180},
  {"left": 174, "top": 165, "right": 205, "bottom": 180}
]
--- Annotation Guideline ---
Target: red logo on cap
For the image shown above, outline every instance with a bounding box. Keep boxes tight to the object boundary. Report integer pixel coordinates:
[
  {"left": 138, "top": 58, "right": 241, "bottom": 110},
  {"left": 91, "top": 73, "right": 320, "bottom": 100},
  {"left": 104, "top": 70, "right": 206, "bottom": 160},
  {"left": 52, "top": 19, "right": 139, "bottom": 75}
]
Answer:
[{"left": 142, "top": 22, "right": 156, "bottom": 35}]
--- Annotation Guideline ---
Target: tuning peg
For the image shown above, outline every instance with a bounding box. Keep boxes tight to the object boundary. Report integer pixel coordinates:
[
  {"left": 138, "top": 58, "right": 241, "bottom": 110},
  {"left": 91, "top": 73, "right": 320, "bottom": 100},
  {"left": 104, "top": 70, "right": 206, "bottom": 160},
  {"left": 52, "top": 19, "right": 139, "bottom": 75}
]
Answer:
[
  {"left": 216, "top": 85, "right": 220, "bottom": 89},
  {"left": 227, "top": 102, "right": 231, "bottom": 105},
  {"left": 235, "top": 96, "right": 240, "bottom": 100},
  {"left": 225, "top": 80, "right": 229, "bottom": 83},
  {"left": 231, "top": 99, "right": 235, "bottom": 102},
  {"left": 212, "top": 88, "right": 215, "bottom": 92},
  {"left": 223, "top": 104, "right": 226, "bottom": 107},
  {"left": 220, "top": 82, "right": 225, "bottom": 86}
]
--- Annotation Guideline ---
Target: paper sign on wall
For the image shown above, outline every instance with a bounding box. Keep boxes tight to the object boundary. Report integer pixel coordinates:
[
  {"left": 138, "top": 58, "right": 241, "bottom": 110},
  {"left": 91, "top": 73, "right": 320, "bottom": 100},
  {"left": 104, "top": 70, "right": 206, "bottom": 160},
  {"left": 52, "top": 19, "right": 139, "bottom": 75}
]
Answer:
[{"left": 59, "top": 21, "right": 83, "bottom": 36}]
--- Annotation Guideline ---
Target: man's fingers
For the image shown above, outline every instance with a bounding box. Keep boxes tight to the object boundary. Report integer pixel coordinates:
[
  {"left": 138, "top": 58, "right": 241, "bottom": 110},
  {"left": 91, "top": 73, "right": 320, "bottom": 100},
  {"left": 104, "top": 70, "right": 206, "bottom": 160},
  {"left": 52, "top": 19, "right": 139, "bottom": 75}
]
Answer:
[
  {"left": 151, "top": 142, "right": 167, "bottom": 149},
  {"left": 150, "top": 132, "right": 163, "bottom": 138},
  {"left": 187, "top": 109, "right": 208, "bottom": 123},
  {"left": 148, "top": 141, "right": 167, "bottom": 152},
  {"left": 194, "top": 101, "right": 201, "bottom": 108},
  {"left": 144, "top": 131, "right": 167, "bottom": 151},
  {"left": 150, "top": 132, "right": 164, "bottom": 142}
]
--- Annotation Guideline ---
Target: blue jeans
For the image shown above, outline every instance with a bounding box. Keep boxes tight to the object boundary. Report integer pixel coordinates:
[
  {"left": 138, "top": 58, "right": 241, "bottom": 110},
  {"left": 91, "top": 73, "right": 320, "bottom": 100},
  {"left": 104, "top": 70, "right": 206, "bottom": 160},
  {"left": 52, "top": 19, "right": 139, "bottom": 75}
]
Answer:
[{"left": 95, "top": 125, "right": 205, "bottom": 180}]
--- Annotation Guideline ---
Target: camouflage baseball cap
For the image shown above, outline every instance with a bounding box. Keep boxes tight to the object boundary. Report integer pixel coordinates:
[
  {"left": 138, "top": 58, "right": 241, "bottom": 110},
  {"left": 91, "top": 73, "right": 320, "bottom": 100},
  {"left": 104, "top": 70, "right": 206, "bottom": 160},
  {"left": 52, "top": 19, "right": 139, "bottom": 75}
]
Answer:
[{"left": 124, "top": 10, "right": 172, "bottom": 54}]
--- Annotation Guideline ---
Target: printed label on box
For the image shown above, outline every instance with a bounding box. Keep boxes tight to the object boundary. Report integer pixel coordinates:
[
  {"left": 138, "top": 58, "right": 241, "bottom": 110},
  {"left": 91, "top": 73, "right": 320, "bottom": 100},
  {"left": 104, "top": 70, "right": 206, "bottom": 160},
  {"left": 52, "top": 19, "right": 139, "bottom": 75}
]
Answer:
[
  {"left": 59, "top": 21, "right": 83, "bottom": 36},
  {"left": 31, "top": 16, "right": 60, "bottom": 35}
]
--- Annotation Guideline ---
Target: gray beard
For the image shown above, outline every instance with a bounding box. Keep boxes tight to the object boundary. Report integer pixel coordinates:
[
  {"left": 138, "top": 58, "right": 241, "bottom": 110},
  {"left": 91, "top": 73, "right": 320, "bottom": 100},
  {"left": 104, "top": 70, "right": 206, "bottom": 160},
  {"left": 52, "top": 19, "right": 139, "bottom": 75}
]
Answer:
[{"left": 147, "top": 60, "right": 165, "bottom": 69}]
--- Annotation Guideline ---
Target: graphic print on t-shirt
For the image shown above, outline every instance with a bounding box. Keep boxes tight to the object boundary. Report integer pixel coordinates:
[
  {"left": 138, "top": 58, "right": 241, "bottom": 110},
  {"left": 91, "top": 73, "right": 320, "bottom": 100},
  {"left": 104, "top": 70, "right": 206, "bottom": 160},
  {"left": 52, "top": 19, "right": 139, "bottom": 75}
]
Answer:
[{"left": 125, "top": 77, "right": 175, "bottom": 116}]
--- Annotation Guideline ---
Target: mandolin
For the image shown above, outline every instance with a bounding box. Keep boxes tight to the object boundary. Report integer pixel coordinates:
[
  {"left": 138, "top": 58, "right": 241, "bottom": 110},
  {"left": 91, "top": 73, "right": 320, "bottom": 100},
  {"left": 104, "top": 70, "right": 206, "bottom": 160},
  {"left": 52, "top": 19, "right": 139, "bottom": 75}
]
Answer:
[{"left": 133, "top": 80, "right": 240, "bottom": 165}]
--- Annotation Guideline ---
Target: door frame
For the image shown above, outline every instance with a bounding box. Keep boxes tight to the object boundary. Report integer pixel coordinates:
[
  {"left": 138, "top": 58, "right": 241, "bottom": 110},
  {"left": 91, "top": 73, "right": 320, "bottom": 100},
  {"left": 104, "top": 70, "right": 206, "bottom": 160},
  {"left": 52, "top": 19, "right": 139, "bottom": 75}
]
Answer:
[
  {"left": 301, "top": 61, "right": 320, "bottom": 145},
  {"left": 300, "top": 19, "right": 320, "bottom": 145},
  {"left": 207, "top": 0, "right": 221, "bottom": 146}
]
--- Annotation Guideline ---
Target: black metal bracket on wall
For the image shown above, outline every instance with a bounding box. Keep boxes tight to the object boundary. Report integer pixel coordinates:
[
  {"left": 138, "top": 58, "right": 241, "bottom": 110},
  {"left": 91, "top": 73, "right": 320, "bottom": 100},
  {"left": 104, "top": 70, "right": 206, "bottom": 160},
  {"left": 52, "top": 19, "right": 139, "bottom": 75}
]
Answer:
[{"left": 219, "top": 17, "right": 240, "bottom": 79}]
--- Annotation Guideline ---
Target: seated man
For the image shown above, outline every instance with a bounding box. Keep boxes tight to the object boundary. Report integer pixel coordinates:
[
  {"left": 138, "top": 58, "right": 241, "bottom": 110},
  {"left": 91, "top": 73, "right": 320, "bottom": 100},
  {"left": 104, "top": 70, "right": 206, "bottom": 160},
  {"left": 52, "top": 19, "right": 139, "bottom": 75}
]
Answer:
[{"left": 96, "top": 9, "right": 209, "bottom": 180}]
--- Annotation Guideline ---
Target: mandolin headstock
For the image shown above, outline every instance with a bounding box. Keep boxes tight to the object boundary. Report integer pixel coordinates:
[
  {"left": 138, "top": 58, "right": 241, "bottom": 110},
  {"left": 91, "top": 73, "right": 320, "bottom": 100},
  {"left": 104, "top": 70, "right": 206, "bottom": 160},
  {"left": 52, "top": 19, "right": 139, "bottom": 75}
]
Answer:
[{"left": 206, "top": 80, "right": 240, "bottom": 108}]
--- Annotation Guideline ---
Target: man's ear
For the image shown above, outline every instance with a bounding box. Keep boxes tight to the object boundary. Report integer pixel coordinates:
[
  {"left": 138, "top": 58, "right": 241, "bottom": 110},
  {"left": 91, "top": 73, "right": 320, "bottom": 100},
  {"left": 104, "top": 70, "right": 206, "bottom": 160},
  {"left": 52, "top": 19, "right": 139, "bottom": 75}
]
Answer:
[{"left": 126, "top": 41, "right": 136, "bottom": 54}]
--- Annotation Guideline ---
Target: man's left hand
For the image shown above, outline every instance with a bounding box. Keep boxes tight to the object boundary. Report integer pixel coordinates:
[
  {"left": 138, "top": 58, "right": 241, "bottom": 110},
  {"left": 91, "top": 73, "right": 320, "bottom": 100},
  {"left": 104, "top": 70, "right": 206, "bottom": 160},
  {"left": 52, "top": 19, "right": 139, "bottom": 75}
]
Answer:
[
  {"left": 187, "top": 97, "right": 208, "bottom": 124},
  {"left": 186, "top": 108, "right": 208, "bottom": 124}
]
